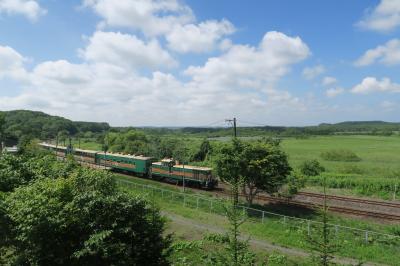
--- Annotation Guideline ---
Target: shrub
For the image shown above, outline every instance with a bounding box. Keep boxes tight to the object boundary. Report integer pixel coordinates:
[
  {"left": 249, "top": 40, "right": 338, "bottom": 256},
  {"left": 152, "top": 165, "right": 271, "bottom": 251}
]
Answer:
[
  {"left": 300, "top": 160, "right": 325, "bottom": 176},
  {"left": 320, "top": 149, "right": 361, "bottom": 162}
]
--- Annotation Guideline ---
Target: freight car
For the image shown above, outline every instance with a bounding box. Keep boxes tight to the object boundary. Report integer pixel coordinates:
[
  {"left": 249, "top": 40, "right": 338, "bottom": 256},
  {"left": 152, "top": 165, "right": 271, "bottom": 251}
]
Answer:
[{"left": 39, "top": 143, "right": 217, "bottom": 189}]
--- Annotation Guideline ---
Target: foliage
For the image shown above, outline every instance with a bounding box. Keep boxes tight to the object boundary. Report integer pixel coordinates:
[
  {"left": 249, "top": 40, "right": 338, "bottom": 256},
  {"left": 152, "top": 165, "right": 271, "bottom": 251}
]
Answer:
[
  {"left": 215, "top": 139, "right": 291, "bottom": 204},
  {"left": 300, "top": 160, "right": 325, "bottom": 176},
  {"left": 0, "top": 154, "right": 35, "bottom": 192},
  {"left": 279, "top": 172, "right": 306, "bottom": 197},
  {"left": 0, "top": 113, "right": 5, "bottom": 149},
  {"left": 192, "top": 139, "right": 212, "bottom": 161},
  {"left": 2, "top": 167, "right": 171, "bottom": 265},
  {"left": 0, "top": 110, "right": 109, "bottom": 143},
  {"left": 306, "top": 181, "right": 338, "bottom": 266},
  {"left": 320, "top": 149, "right": 361, "bottom": 162}
]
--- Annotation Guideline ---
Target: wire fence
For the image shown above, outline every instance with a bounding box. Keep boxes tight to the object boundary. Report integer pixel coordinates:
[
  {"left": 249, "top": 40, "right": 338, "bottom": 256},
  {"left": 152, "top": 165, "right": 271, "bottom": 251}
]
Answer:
[{"left": 116, "top": 179, "right": 400, "bottom": 246}]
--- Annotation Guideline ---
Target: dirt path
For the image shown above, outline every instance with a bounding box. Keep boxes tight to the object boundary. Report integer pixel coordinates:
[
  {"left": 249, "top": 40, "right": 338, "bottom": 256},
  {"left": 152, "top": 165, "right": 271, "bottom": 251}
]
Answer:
[{"left": 163, "top": 211, "right": 388, "bottom": 266}]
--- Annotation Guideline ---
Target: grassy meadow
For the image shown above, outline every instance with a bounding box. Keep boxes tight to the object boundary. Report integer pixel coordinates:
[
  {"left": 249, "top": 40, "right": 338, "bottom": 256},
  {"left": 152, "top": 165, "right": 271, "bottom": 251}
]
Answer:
[
  {"left": 282, "top": 135, "right": 400, "bottom": 178},
  {"left": 117, "top": 176, "right": 400, "bottom": 265}
]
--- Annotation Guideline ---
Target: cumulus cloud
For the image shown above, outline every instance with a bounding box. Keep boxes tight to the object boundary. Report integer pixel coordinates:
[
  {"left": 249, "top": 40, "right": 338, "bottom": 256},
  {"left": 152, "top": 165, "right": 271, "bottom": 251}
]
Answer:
[
  {"left": 0, "top": 31, "right": 312, "bottom": 126},
  {"left": 322, "top": 76, "right": 337, "bottom": 86},
  {"left": 355, "top": 39, "right": 400, "bottom": 66},
  {"left": 166, "top": 19, "right": 235, "bottom": 53},
  {"left": 185, "top": 31, "right": 310, "bottom": 89},
  {"left": 302, "top": 65, "right": 325, "bottom": 80},
  {"left": 83, "top": 0, "right": 235, "bottom": 54},
  {"left": 0, "top": 0, "right": 46, "bottom": 21},
  {"left": 83, "top": 0, "right": 194, "bottom": 36},
  {"left": 326, "top": 87, "right": 344, "bottom": 98},
  {"left": 351, "top": 77, "right": 400, "bottom": 94},
  {"left": 357, "top": 0, "right": 400, "bottom": 32},
  {"left": 0, "top": 45, "right": 28, "bottom": 81},
  {"left": 80, "top": 31, "right": 177, "bottom": 70}
]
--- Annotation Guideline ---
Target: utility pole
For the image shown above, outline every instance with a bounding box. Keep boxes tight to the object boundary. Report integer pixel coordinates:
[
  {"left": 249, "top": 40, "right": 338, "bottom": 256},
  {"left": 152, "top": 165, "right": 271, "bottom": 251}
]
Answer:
[{"left": 225, "top": 117, "right": 237, "bottom": 138}]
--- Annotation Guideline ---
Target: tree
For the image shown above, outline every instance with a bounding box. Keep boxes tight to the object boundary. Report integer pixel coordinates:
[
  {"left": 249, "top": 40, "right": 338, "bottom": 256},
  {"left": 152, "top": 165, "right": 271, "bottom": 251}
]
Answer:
[
  {"left": 3, "top": 168, "right": 171, "bottom": 265},
  {"left": 0, "top": 113, "right": 5, "bottom": 151},
  {"left": 216, "top": 139, "right": 292, "bottom": 205},
  {"left": 300, "top": 159, "right": 325, "bottom": 177},
  {"left": 193, "top": 138, "right": 212, "bottom": 161},
  {"left": 306, "top": 178, "right": 338, "bottom": 265},
  {"left": 0, "top": 154, "right": 34, "bottom": 192},
  {"left": 240, "top": 141, "right": 292, "bottom": 204}
]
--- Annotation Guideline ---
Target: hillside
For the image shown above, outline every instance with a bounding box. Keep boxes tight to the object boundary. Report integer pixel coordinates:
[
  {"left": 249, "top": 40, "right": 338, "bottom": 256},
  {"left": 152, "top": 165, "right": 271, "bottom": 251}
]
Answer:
[{"left": 0, "top": 110, "right": 110, "bottom": 143}]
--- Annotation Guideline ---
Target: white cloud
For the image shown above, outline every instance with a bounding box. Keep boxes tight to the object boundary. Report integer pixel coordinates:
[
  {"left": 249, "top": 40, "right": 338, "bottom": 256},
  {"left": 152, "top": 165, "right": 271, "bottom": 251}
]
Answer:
[
  {"left": 84, "top": 0, "right": 235, "bottom": 54},
  {"left": 0, "top": 45, "right": 28, "bottom": 81},
  {"left": 0, "top": 0, "right": 46, "bottom": 21},
  {"left": 322, "top": 76, "right": 337, "bottom": 86},
  {"left": 166, "top": 19, "right": 235, "bottom": 53},
  {"left": 185, "top": 31, "right": 310, "bottom": 88},
  {"left": 355, "top": 39, "right": 400, "bottom": 66},
  {"left": 0, "top": 31, "right": 314, "bottom": 126},
  {"left": 83, "top": 0, "right": 194, "bottom": 36},
  {"left": 357, "top": 0, "right": 400, "bottom": 32},
  {"left": 80, "top": 31, "right": 177, "bottom": 71},
  {"left": 326, "top": 87, "right": 344, "bottom": 98},
  {"left": 302, "top": 65, "right": 325, "bottom": 80},
  {"left": 351, "top": 77, "right": 400, "bottom": 94}
]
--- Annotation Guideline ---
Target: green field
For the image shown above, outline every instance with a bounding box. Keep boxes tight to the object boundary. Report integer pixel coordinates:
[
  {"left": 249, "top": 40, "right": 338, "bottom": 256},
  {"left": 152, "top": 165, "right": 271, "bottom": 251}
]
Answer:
[{"left": 282, "top": 135, "right": 400, "bottom": 177}]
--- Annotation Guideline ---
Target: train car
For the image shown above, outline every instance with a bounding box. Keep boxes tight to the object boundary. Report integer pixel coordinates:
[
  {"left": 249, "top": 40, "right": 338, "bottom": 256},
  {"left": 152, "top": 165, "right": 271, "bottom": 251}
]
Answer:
[
  {"left": 39, "top": 143, "right": 218, "bottom": 190},
  {"left": 151, "top": 159, "right": 217, "bottom": 189},
  {"left": 73, "top": 148, "right": 97, "bottom": 164},
  {"left": 40, "top": 143, "right": 67, "bottom": 159},
  {"left": 95, "top": 152, "right": 154, "bottom": 176}
]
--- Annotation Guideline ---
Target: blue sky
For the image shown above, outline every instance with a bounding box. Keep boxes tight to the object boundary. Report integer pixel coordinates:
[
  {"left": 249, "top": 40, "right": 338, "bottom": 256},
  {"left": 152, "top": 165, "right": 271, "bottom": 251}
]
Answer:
[{"left": 0, "top": 0, "right": 400, "bottom": 126}]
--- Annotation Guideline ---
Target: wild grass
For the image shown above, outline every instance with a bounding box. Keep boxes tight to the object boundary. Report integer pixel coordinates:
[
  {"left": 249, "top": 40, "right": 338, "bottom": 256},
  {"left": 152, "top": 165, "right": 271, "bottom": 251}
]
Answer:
[{"left": 117, "top": 177, "right": 400, "bottom": 265}]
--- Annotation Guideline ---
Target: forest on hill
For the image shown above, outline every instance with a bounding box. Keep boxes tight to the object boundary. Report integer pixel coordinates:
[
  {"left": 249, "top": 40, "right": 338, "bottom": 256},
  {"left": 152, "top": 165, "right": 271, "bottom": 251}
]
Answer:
[{"left": 0, "top": 110, "right": 110, "bottom": 144}]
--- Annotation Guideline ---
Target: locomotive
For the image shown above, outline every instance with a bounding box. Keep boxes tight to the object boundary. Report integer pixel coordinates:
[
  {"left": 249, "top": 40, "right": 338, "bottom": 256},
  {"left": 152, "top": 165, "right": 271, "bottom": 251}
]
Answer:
[{"left": 39, "top": 143, "right": 218, "bottom": 189}]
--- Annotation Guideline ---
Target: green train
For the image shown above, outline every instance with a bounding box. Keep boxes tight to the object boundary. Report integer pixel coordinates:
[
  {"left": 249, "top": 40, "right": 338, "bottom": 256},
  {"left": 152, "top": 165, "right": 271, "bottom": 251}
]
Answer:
[{"left": 39, "top": 143, "right": 218, "bottom": 189}]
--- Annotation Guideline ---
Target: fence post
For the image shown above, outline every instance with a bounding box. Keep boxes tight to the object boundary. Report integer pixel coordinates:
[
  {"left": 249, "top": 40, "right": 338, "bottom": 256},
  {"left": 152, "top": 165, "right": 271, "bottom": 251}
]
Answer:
[
  {"left": 196, "top": 197, "right": 199, "bottom": 209},
  {"left": 335, "top": 225, "right": 339, "bottom": 237},
  {"left": 365, "top": 231, "right": 369, "bottom": 244},
  {"left": 262, "top": 211, "right": 265, "bottom": 223},
  {"left": 210, "top": 200, "right": 213, "bottom": 213},
  {"left": 283, "top": 216, "right": 287, "bottom": 224},
  {"left": 307, "top": 221, "right": 311, "bottom": 236},
  {"left": 161, "top": 189, "right": 164, "bottom": 198},
  {"left": 183, "top": 194, "right": 186, "bottom": 207}
]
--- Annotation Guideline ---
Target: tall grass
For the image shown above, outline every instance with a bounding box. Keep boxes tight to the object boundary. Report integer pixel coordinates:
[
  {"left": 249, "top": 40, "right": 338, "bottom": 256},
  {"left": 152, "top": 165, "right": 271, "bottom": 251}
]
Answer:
[
  {"left": 320, "top": 149, "right": 361, "bottom": 162},
  {"left": 307, "top": 173, "right": 400, "bottom": 199}
]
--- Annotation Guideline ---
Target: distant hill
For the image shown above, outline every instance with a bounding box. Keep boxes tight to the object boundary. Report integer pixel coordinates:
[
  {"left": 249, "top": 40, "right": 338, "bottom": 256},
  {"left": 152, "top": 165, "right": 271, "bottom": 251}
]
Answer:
[
  {"left": 1, "top": 110, "right": 398, "bottom": 142},
  {"left": 177, "top": 121, "right": 400, "bottom": 137},
  {"left": 0, "top": 110, "right": 110, "bottom": 142}
]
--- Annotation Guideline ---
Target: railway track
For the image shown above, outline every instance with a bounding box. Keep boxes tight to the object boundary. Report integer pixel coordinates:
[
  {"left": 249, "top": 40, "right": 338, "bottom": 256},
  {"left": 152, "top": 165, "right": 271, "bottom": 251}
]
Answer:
[
  {"left": 75, "top": 160, "right": 400, "bottom": 221},
  {"left": 297, "top": 191, "right": 400, "bottom": 209},
  {"left": 252, "top": 194, "right": 400, "bottom": 221}
]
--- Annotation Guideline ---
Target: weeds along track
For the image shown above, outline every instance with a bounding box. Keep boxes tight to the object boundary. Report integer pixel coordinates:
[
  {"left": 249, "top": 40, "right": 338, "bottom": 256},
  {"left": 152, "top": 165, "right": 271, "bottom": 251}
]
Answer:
[{"left": 75, "top": 160, "right": 400, "bottom": 221}]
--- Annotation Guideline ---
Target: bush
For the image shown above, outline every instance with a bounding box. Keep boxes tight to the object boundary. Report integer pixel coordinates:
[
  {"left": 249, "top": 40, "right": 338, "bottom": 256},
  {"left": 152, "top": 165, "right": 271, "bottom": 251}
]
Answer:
[
  {"left": 3, "top": 168, "right": 171, "bottom": 265},
  {"left": 320, "top": 149, "right": 361, "bottom": 162},
  {"left": 300, "top": 160, "right": 325, "bottom": 176}
]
